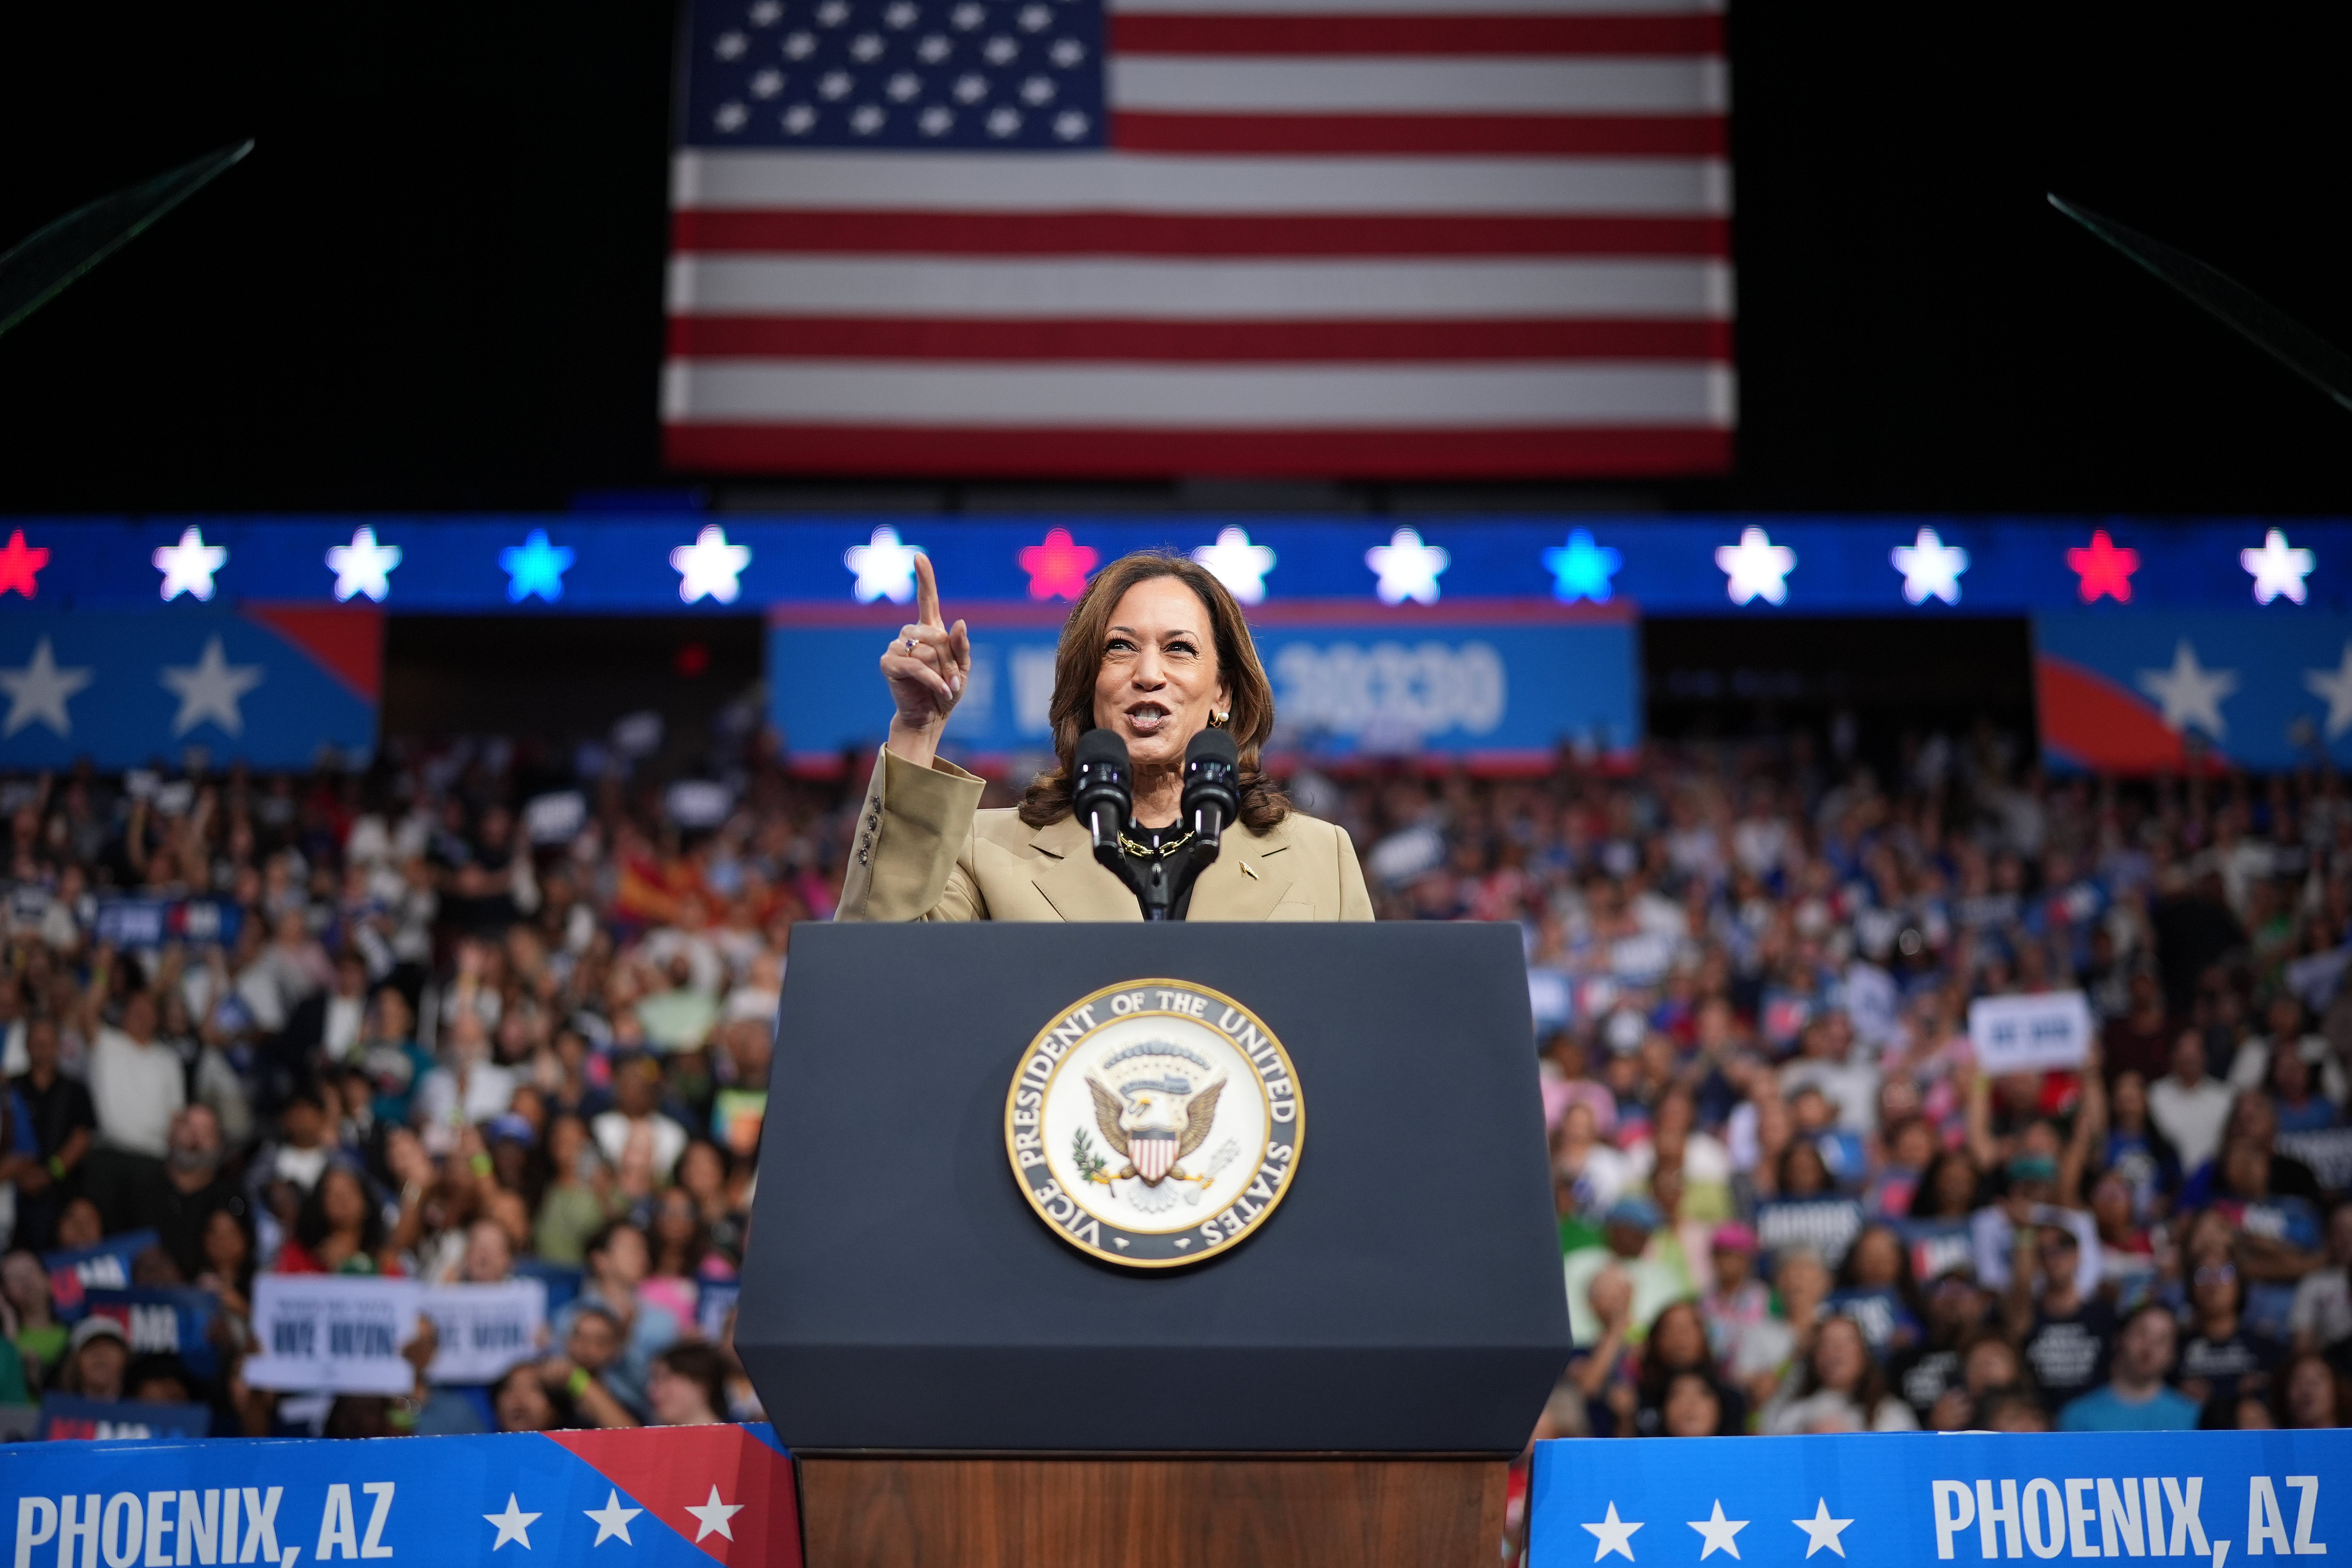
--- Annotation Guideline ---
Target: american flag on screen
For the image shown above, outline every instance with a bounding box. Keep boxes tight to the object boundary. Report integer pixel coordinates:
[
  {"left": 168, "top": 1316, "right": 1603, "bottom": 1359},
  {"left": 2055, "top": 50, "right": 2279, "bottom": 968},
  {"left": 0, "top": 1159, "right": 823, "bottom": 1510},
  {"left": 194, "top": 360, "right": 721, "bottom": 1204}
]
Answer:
[{"left": 666, "top": 0, "right": 1732, "bottom": 479}]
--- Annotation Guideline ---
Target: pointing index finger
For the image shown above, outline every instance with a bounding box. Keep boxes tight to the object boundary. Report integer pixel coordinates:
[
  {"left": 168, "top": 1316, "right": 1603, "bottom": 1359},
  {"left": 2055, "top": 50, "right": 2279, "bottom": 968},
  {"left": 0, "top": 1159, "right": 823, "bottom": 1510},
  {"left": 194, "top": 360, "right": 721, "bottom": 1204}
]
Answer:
[{"left": 914, "top": 551, "right": 943, "bottom": 630}]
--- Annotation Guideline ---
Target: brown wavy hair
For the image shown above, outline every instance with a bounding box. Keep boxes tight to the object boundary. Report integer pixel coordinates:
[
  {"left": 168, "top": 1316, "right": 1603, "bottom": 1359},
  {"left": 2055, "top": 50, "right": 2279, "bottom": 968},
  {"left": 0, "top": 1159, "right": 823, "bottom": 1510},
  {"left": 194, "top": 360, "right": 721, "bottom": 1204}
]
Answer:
[{"left": 1017, "top": 550, "right": 1290, "bottom": 833}]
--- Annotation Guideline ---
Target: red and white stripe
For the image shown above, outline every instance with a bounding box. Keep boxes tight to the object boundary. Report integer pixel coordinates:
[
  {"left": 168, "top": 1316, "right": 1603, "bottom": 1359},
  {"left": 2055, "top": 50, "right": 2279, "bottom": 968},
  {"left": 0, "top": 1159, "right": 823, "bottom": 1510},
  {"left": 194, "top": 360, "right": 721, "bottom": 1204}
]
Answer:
[{"left": 664, "top": 0, "right": 1733, "bottom": 478}]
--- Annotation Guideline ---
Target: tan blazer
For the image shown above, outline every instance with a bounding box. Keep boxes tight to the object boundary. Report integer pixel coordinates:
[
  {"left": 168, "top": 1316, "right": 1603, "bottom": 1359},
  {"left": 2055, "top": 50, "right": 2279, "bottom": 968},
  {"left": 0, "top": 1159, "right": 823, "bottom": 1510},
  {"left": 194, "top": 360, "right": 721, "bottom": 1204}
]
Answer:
[{"left": 836, "top": 747, "right": 1375, "bottom": 922}]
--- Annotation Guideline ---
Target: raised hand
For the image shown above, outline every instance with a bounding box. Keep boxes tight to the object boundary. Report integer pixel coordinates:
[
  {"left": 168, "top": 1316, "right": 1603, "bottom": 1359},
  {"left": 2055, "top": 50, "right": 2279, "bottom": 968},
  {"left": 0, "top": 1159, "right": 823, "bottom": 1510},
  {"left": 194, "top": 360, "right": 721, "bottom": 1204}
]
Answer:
[{"left": 881, "top": 553, "right": 973, "bottom": 764}]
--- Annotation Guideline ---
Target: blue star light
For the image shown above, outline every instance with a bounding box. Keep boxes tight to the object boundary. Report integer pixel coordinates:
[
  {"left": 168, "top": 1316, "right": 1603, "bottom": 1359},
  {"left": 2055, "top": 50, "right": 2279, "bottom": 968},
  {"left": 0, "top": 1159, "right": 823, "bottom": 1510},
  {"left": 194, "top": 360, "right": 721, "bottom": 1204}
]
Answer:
[
  {"left": 500, "top": 530, "right": 576, "bottom": 603},
  {"left": 1542, "top": 529, "right": 1622, "bottom": 603}
]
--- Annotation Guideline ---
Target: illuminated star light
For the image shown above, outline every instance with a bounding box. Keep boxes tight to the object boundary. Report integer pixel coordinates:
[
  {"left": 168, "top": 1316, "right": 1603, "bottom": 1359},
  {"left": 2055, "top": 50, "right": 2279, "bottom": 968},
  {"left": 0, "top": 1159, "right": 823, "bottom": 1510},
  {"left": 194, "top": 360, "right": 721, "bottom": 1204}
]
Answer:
[
  {"left": 1018, "top": 527, "right": 1099, "bottom": 601},
  {"left": 500, "top": 530, "right": 576, "bottom": 603},
  {"left": 0, "top": 637, "right": 93, "bottom": 738},
  {"left": 843, "top": 525, "right": 925, "bottom": 604},
  {"left": 160, "top": 637, "right": 265, "bottom": 737},
  {"left": 153, "top": 526, "right": 228, "bottom": 602},
  {"left": 1543, "top": 529, "right": 1621, "bottom": 603},
  {"left": 2066, "top": 529, "right": 2138, "bottom": 603},
  {"left": 325, "top": 527, "right": 402, "bottom": 603},
  {"left": 1715, "top": 526, "right": 1795, "bottom": 605},
  {"left": 1191, "top": 526, "right": 1277, "bottom": 605},
  {"left": 2306, "top": 642, "right": 2352, "bottom": 741},
  {"left": 0, "top": 531, "right": 50, "bottom": 598},
  {"left": 2135, "top": 639, "right": 2237, "bottom": 739},
  {"left": 1582, "top": 1501, "right": 1643, "bottom": 1563},
  {"left": 671, "top": 525, "right": 753, "bottom": 604},
  {"left": 1366, "top": 528, "right": 1449, "bottom": 605},
  {"left": 1891, "top": 527, "right": 1969, "bottom": 605},
  {"left": 2241, "top": 528, "right": 2315, "bottom": 605},
  {"left": 683, "top": 1486, "right": 745, "bottom": 1544}
]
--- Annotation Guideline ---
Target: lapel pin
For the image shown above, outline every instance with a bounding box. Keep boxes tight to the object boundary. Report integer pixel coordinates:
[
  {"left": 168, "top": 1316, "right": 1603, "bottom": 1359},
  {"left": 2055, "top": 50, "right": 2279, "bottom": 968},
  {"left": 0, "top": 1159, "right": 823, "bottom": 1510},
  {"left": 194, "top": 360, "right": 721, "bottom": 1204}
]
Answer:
[{"left": 1241, "top": 861, "right": 1259, "bottom": 880}]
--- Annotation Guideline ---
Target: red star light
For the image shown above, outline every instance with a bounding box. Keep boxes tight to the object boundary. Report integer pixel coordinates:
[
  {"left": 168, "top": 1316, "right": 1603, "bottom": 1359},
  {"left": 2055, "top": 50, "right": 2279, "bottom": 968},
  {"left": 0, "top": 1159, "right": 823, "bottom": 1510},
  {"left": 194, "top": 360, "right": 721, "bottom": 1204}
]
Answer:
[
  {"left": 2066, "top": 529, "right": 2138, "bottom": 603},
  {"left": 1018, "top": 528, "right": 1099, "bottom": 601},
  {"left": 0, "top": 531, "right": 49, "bottom": 598}
]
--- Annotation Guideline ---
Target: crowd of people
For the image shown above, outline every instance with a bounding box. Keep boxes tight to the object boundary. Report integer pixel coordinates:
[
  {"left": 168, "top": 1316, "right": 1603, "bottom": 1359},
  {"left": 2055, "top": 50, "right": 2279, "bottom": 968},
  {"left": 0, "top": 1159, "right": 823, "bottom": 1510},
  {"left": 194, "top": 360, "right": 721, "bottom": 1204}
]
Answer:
[{"left": 0, "top": 724, "right": 2348, "bottom": 1446}]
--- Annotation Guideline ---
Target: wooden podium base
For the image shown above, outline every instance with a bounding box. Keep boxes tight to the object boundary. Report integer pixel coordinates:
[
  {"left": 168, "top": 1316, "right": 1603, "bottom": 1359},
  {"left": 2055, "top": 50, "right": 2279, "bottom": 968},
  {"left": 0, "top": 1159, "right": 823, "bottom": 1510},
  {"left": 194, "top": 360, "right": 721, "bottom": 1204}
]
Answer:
[{"left": 797, "top": 1455, "right": 1508, "bottom": 1568}]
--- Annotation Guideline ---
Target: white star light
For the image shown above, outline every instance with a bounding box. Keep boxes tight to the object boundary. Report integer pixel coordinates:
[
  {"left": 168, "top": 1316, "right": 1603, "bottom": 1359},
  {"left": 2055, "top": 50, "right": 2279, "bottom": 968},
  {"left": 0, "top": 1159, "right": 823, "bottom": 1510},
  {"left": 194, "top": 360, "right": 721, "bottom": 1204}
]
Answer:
[
  {"left": 1365, "top": 528, "right": 1449, "bottom": 606},
  {"left": 671, "top": 525, "right": 752, "bottom": 604},
  {"left": 1792, "top": 1500, "right": 1853, "bottom": 1560},
  {"left": 583, "top": 1490, "right": 642, "bottom": 1547},
  {"left": 2305, "top": 642, "right": 2352, "bottom": 740},
  {"left": 1716, "top": 527, "right": 1796, "bottom": 605},
  {"left": 152, "top": 526, "right": 228, "bottom": 602},
  {"left": 2134, "top": 639, "right": 2238, "bottom": 738},
  {"left": 843, "top": 526, "right": 924, "bottom": 604},
  {"left": 325, "top": 526, "right": 402, "bottom": 603},
  {"left": 0, "top": 637, "right": 93, "bottom": 738},
  {"left": 1581, "top": 1502, "right": 1643, "bottom": 1563},
  {"left": 484, "top": 1495, "right": 541, "bottom": 1552},
  {"left": 2241, "top": 528, "right": 2315, "bottom": 605},
  {"left": 1192, "top": 527, "right": 1277, "bottom": 605},
  {"left": 1891, "top": 526, "right": 1969, "bottom": 605},
  {"left": 160, "top": 636, "right": 265, "bottom": 738},
  {"left": 1688, "top": 1501, "right": 1749, "bottom": 1561},
  {"left": 683, "top": 1485, "right": 745, "bottom": 1544}
]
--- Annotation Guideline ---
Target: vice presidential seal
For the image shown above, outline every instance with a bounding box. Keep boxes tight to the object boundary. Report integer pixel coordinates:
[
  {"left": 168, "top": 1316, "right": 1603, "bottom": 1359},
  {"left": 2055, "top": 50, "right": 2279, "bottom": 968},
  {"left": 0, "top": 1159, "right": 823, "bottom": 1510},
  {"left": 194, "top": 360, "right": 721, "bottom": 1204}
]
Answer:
[{"left": 1005, "top": 977, "right": 1302, "bottom": 1269}]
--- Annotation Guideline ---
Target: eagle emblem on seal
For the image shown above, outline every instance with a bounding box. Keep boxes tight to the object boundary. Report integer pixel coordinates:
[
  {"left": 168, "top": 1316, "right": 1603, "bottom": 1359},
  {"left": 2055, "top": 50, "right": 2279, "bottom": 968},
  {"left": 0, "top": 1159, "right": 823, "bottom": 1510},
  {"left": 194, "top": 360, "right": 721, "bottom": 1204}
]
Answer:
[{"left": 1085, "top": 1041, "right": 1225, "bottom": 1192}]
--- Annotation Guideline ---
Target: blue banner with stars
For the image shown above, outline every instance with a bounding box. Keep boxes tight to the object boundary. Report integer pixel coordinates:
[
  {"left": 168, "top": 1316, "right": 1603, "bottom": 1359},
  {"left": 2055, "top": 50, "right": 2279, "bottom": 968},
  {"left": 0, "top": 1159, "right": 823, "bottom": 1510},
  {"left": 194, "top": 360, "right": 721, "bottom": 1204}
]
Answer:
[
  {"left": 0, "top": 1423, "right": 798, "bottom": 1568},
  {"left": 1530, "top": 1431, "right": 2350, "bottom": 1568},
  {"left": 2034, "top": 611, "right": 2352, "bottom": 772},
  {"left": 0, "top": 610, "right": 377, "bottom": 770}
]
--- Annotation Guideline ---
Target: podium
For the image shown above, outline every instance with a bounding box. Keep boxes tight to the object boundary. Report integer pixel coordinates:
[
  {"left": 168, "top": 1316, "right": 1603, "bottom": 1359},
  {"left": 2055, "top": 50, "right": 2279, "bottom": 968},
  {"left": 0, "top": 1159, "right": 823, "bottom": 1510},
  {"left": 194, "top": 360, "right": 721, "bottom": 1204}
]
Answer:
[{"left": 739, "top": 922, "right": 1570, "bottom": 1567}]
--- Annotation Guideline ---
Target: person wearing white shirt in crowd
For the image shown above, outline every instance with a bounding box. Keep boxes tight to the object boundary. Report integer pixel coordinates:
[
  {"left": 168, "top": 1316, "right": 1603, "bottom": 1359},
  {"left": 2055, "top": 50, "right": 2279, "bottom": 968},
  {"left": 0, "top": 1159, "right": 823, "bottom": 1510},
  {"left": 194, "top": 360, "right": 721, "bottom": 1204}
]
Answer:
[
  {"left": 2148, "top": 1029, "right": 2235, "bottom": 1172},
  {"left": 592, "top": 1055, "right": 689, "bottom": 1184},
  {"left": 85, "top": 989, "right": 186, "bottom": 1228},
  {"left": 414, "top": 1011, "right": 517, "bottom": 1138},
  {"left": 2228, "top": 994, "right": 2350, "bottom": 1107}
]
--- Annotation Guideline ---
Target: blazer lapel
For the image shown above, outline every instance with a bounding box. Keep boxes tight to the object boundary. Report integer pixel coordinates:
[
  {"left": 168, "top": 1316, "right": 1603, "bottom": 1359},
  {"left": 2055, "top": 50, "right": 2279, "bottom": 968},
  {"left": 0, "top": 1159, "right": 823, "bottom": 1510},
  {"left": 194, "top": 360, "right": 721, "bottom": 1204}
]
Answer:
[
  {"left": 1029, "top": 815, "right": 1143, "bottom": 921},
  {"left": 1188, "top": 822, "right": 1295, "bottom": 921}
]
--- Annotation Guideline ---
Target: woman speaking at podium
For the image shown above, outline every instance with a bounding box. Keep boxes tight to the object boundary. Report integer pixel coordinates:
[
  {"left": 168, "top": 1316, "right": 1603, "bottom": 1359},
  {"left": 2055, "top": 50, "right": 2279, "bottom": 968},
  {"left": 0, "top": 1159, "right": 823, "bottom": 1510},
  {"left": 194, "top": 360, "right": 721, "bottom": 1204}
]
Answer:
[{"left": 835, "top": 549, "right": 1373, "bottom": 923}]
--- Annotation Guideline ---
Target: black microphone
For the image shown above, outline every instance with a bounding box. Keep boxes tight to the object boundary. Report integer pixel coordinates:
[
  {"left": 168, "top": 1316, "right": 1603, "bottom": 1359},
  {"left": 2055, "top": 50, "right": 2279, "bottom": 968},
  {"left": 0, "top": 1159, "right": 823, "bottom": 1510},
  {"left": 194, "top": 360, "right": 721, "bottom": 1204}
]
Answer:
[
  {"left": 1181, "top": 729, "right": 1241, "bottom": 851},
  {"left": 1072, "top": 727, "right": 1132, "bottom": 852}
]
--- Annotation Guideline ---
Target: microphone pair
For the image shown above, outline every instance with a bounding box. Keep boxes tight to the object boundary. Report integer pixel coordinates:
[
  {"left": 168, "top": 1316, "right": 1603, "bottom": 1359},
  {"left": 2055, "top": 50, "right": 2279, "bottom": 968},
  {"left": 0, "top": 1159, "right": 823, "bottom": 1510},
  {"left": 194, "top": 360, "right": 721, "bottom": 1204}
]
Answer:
[{"left": 1075, "top": 726, "right": 1241, "bottom": 851}]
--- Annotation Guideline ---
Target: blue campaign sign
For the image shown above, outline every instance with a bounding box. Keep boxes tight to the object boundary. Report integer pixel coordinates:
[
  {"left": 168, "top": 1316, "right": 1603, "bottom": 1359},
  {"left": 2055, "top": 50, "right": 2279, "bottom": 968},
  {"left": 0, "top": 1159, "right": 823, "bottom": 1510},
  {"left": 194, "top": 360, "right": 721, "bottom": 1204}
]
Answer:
[
  {"left": 0, "top": 610, "right": 376, "bottom": 769},
  {"left": 2035, "top": 612, "right": 2352, "bottom": 771},
  {"left": 37, "top": 1394, "right": 211, "bottom": 1441},
  {"left": 1530, "top": 1431, "right": 2350, "bottom": 1568},
  {"left": 85, "top": 1288, "right": 221, "bottom": 1380},
  {"left": 1, "top": 1422, "right": 800, "bottom": 1568},
  {"left": 769, "top": 609, "right": 1639, "bottom": 765},
  {"left": 44, "top": 1231, "right": 158, "bottom": 1320}
]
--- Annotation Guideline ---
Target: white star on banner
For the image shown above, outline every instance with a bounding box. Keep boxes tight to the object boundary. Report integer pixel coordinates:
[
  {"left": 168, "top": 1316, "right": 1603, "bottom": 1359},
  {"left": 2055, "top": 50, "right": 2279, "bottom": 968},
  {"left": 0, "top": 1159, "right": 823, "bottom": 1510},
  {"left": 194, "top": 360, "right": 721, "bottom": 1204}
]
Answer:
[
  {"left": 583, "top": 1490, "right": 642, "bottom": 1547},
  {"left": 160, "top": 636, "right": 265, "bottom": 737},
  {"left": 1193, "top": 526, "right": 1277, "bottom": 605},
  {"left": 326, "top": 526, "right": 403, "bottom": 603},
  {"left": 152, "top": 526, "right": 228, "bottom": 602},
  {"left": 2241, "top": 528, "right": 2315, "bottom": 605},
  {"left": 1581, "top": 1501, "right": 1642, "bottom": 1563},
  {"left": 683, "top": 1485, "right": 745, "bottom": 1544},
  {"left": 1792, "top": 1500, "right": 1853, "bottom": 1560},
  {"left": 0, "top": 637, "right": 93, "bottom": 738},
  {"left": 671, "top": 525, "right": 753, "bottom": 605},
  {"left": 843, "top": 525, "right": 924, "bottom": 604},
  {"left": 2134, "top": 639, "right": 2238, "bottom": 738},
  {"left": 1891, "top": 526, "right": 1969, "bottom": 605},
  {"left": 1365, "top": 528, "right": 1449, "bottom": 606},
  {"left": 484, "top": 1495, "right": 540, "bottom": 1552},
  {"left": 1715, "top": 527, "right": 1796, "bottom": 605},
  {"left": 1688, "top": 1500, "right": 1749, "bottom": 1561},
  {"left": 2306, "top": 642, "right": 2352, "bottom": 741}
]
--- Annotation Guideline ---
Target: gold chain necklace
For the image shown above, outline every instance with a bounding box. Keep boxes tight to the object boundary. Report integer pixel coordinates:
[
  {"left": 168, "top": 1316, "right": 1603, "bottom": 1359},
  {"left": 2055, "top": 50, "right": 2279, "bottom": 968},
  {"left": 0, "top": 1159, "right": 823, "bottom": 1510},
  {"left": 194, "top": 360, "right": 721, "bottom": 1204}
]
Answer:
[{"left": 1116, "top": 827, "right": 1195, "bottom": 860}]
